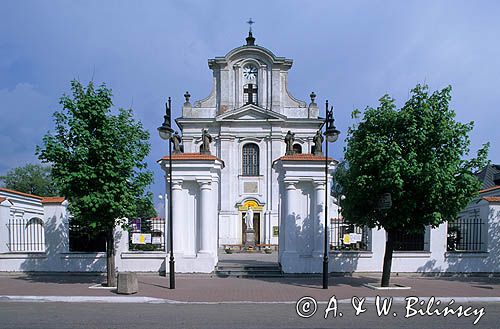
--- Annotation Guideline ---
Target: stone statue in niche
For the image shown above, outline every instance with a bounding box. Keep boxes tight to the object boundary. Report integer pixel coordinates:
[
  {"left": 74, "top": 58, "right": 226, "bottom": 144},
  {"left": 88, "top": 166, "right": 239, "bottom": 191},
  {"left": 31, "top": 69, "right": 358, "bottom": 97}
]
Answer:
[
  {"left": 171, "top": 131, "right": 183, "bottom": 154},
  {"left": 285, "top": 130, "right": 295, "bottom": 155},
  {"left": 244, "top": 207, "right": 254, "bottom": 231},
  {"left": 313, "top": 130, "right": 324, "bottom": 156},
  {"left": 200, "top": 129, "right": 212, "bottom": 154}
]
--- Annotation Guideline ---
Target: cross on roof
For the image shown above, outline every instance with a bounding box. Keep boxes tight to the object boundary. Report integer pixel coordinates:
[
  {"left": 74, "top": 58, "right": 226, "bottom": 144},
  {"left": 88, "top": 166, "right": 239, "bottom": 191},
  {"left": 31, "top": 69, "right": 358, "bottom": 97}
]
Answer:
[{"left": 247, "top": 18, "right": 254, "bottom": 32}]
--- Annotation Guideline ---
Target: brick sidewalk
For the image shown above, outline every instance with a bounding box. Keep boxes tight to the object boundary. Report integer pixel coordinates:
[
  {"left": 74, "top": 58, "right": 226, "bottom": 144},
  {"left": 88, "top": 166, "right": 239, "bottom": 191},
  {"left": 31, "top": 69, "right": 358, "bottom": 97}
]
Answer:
[{"left": 1, "top": 274, "right": 499, "bottom": 302}]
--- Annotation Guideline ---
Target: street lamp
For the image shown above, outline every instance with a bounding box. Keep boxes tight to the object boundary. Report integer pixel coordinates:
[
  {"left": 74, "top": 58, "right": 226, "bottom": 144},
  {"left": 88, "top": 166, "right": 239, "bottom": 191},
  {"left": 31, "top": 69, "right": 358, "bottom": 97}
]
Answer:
[
  {"left": 158, "top": 97, "right": 175, "bottom": 289},
  {"left": 323, "top": 100, "right": 340, "bottom": 289}
]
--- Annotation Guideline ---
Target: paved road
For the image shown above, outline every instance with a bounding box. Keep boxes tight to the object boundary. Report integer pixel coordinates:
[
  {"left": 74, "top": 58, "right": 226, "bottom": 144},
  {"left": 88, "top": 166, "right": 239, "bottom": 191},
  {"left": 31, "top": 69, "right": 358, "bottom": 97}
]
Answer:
[{"left": 0, "top": 301, "right": 497, "bottom": 329}]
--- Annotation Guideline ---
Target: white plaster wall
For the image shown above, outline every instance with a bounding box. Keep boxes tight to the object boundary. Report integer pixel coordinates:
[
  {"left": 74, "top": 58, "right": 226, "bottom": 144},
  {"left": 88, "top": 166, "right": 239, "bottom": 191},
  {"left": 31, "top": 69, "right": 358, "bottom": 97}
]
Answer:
[{"left": 328, "top": 202, "right": 500, "bottom": 274}]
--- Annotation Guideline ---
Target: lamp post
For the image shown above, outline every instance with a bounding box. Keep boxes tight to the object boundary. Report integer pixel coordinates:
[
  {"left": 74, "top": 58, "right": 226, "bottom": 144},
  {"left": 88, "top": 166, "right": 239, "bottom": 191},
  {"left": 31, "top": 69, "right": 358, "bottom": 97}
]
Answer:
[
  {"left": 158, "top": 97, "right": 175, "bottom": 289},
  {"left": 323, "top": 100, "right": 340, "bottom": 289}
]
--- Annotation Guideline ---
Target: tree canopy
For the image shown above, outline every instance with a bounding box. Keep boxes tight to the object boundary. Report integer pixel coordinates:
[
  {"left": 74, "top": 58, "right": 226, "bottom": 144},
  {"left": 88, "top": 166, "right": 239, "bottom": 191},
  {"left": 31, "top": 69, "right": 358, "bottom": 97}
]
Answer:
[
  {"left": 335, "top": 84, "right": 489, "bottom": 286},
  {"left": 37, "top": 80, "right": 154, "bottom": 285},
  {"left": 0, "top": 163, "right": 59, "bottom": 196}
]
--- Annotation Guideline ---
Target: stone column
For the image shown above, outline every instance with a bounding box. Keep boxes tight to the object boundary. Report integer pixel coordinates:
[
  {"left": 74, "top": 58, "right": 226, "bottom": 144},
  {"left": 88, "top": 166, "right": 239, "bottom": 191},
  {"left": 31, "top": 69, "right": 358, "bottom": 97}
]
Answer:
[
  {"left": 313, "top": 181, "right": 326, "bottom": 255},
  {"left": 171, "top": 180, "right": 185, "bottom": 254},
  {"left": 199, "top": 180, "right": 212, "bottom": 254},
  {"left": 284, "top": 181, "right": 298, "bottom": 252}
]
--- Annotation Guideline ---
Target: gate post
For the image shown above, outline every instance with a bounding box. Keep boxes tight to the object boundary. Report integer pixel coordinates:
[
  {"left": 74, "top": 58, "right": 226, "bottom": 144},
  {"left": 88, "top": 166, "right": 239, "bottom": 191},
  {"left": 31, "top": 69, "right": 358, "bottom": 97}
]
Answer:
[
  {"left": 159, "top": 153, "right": 224, "bottom": 273},
  {"left": 273, "top": 154, "right": 335, "bottom": 273}
]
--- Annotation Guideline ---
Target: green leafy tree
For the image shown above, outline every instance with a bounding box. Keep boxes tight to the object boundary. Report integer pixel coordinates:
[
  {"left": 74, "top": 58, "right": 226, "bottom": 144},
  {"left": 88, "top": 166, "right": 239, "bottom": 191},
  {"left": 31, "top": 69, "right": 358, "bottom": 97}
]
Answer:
[
  {"left": 336, "top": 85, "right": 489, "bottom": 287},
  {"left": 37, "top": 80, "right": 154, "bottom": 286},
  {"left": 0, "top": 164, "right": 58, "bottom": 196}
]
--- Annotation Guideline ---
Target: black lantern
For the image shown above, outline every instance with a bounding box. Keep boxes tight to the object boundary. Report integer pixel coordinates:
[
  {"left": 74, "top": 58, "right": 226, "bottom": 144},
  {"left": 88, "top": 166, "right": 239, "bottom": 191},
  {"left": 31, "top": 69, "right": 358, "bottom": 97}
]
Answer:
[
  {"left": 322, "top": 100, "right": 340, "bottom": 289},
  {"left": 159, "top": 96, "right": 175, "bottom": 289}
]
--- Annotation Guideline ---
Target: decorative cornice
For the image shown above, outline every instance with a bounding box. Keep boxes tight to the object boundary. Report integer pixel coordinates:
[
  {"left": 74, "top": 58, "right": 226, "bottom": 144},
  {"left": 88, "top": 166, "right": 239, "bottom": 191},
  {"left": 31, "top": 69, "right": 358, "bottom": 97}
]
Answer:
[{"left": 276, "top": 154, "right": 335, "bottom": 162}]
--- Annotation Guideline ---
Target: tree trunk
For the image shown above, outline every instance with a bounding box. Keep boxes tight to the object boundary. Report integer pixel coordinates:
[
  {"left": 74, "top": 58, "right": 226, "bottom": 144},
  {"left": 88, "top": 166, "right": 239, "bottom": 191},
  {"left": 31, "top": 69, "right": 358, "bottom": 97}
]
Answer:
[
  {"left": 381, "top": 229, "right": 396, "bottom": 287},
  {"left": 106, "top": 231, "right": 117, "bottom": 287}
]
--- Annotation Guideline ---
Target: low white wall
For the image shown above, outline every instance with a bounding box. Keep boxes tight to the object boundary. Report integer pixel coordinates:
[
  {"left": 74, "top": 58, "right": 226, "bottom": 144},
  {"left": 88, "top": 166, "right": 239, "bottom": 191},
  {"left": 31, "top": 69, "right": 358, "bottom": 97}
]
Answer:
[
  {"left": 328, "top": 202, "right": 500, "bottom": 274},
  {"left": 1, "top": 190, "right": 499, "bottom": 274}
]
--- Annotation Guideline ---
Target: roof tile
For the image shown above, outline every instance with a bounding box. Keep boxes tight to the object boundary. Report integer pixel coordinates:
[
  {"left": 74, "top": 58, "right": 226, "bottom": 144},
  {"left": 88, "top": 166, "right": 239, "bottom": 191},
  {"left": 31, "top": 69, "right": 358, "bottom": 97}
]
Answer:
[
  {"left": 479, "top": 185, "right": 500, "bottom": 194},
  {"left": 0, "top": 187, "right": 43, "bottom": 200},
  {"left": 160, "top": 153, "right": 224, "bottom": 164},
  {"left": 483, "top": 196, "right": 500, "bottom": 202},
  {"left": 41, "top": 197, "right": 66, "bottom": 204}
]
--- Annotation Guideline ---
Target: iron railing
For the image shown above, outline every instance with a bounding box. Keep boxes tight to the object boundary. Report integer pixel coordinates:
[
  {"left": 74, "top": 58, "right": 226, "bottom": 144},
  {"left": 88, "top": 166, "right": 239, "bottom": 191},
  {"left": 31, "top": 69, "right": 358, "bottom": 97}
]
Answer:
[
  {"left": 330, "top": 217, "right": 370, "bottom": 251},
  {"left": 8, "top": 217, "right": 45, "bottom": 252},
  {"left": 447, "top": 208, "right": 484, "bottom": 252},
  {"left": 393, "top": 229, "right": 427, "bottom": 251},
  {"left": 129, "top": 218, "right": 165, "bottom": 251}
]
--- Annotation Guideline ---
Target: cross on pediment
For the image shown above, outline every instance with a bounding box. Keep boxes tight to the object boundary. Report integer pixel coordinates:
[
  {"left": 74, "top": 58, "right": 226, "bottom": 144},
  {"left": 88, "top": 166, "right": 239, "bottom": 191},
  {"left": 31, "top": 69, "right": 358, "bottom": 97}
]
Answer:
[{"left": 244, "top": 83, "right": 258, "bottom": 105}]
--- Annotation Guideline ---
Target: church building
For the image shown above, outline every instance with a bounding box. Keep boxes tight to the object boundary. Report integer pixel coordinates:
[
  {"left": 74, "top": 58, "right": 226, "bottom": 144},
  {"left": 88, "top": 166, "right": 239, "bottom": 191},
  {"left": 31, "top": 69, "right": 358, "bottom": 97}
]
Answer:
[{"left": 175, "top": 30, "right": 330, "bottom": 249}]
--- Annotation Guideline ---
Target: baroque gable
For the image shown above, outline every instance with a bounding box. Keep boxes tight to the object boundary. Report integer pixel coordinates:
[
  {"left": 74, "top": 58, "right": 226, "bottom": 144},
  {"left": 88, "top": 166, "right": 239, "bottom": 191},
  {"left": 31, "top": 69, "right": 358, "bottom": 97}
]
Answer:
[
  {"left": 215, "top": 104, "right": 286, "bottom": 122},
  {"left": 181, "top": 32, "right": 315, "bottom": 120}
]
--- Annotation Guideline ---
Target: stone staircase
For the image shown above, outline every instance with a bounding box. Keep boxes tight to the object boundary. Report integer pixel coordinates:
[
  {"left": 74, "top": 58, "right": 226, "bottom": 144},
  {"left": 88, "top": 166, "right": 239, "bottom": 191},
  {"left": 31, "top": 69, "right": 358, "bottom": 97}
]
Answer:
[{"left": 214, "top": 263, "right": 283, "bottom": 278}]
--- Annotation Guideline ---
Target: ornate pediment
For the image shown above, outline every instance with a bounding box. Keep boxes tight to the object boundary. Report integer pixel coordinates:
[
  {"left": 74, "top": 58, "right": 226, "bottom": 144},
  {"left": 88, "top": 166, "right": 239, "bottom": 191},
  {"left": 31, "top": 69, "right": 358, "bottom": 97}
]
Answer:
[{"left": 215, "top": 104, "right": 286, "bottom": 122}]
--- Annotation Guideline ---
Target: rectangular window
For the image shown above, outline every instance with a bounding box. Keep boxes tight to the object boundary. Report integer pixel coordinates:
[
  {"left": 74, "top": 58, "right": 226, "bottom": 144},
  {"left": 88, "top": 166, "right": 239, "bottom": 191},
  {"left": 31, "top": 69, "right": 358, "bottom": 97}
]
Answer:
[{"left": 242, "top": 144, "right": 259, "bottom": 176}]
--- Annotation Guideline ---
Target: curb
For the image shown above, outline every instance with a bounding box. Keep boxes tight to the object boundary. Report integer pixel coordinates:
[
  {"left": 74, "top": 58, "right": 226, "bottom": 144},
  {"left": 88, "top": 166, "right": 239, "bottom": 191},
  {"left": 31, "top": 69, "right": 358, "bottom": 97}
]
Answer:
[{"left": 1, "top": 295, "right": 500, "bottom": 304}]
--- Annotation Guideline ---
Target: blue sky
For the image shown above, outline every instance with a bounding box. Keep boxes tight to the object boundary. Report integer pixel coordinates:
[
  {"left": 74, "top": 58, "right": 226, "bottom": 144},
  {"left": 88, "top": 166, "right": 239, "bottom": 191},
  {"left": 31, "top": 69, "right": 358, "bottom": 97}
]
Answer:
[{"left": 1, "top": 1, "right": 499, "bottom": 216}]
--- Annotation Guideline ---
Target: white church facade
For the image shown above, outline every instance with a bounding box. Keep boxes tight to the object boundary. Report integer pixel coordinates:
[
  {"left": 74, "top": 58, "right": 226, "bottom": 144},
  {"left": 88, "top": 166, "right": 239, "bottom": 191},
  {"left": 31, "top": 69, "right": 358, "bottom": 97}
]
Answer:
[
  {"left": 0, "top": 32, "right": 499, "bottom": 275},
  {"left": 175, "top": 31, "right": 329, "bottom": 248}
]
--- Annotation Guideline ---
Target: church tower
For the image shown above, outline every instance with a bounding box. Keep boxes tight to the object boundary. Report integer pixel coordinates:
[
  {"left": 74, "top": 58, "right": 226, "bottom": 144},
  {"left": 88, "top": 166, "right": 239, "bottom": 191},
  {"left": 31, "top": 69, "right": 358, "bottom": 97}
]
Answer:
[{"left": 176, "top": 29, "right": 324, "bottom": 246}]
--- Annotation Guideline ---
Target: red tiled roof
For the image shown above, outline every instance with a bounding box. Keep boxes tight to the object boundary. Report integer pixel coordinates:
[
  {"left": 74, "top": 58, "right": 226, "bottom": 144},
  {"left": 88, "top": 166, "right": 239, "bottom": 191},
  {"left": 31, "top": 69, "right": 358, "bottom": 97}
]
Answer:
[
  {"left": 0, "top": 187, "right": 65, "bottom": 204},
  {"left": 0, "top": 187, "right": 43, "bottom": 200},
  {"left": 160, "top": 153, "right": 225, "bottom": 167},
  {"left": 41, "top": 197, "right": 66, "bottom": 204},
  {"left": 483, "top": 196, "right": 500, "bottom": 203},
  {"left": 480, "top": 185, "right": 500, "bottom": 194}
]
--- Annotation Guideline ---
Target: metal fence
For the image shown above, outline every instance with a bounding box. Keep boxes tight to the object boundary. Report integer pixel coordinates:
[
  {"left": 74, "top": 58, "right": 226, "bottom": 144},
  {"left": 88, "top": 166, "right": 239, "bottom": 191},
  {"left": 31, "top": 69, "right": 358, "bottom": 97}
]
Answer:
[
  {"left": 128, "top": 218, "right": 165, "bottom": 251},
  {"left": 68, "top": 223, "right": 106, "bottom": 252},
  {"left": 330, "top": 217, "right": 370, "bottom": 251},
  {"left": 447, "top": 208, "right": 484, "bottom": 252},
  {"left": 393, "top": 229, "right": 427, "bottom": 251},
  {"left": 8, "top": 217, "right": 45, "bottom": 252}
]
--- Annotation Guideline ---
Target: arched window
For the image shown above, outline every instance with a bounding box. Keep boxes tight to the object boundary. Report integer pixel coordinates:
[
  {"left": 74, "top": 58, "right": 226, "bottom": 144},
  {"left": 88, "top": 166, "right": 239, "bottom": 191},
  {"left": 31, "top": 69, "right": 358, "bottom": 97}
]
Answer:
[
  {"left": 293, "top": 144, "right": 302, "bottom": 154},
  {"left": 21, "top": 218, "right": 45, "bottom": 252},
  {"left": 242, "top": 143, "right": 259, "bottom": 176}
]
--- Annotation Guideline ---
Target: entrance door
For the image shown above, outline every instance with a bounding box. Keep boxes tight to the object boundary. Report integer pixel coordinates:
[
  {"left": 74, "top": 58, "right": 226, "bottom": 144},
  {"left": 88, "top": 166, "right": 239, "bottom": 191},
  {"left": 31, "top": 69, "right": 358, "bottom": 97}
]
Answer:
[{"left": 242, "top": 212, "right": 260, "bottom": 244}]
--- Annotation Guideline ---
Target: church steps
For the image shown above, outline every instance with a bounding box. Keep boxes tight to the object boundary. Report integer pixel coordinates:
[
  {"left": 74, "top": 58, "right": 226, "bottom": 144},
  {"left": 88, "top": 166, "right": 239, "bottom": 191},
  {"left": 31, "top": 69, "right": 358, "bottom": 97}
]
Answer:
[{"left": 214, "top": 264, "right": 283, "bottom": 278}]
